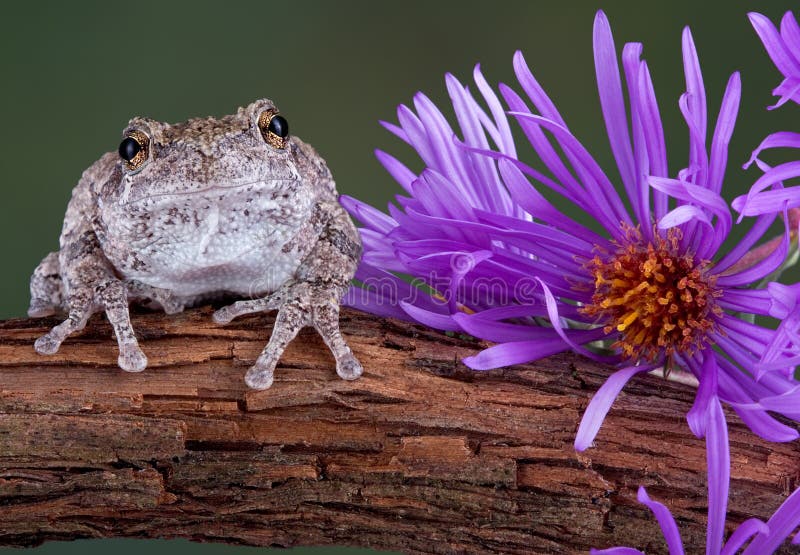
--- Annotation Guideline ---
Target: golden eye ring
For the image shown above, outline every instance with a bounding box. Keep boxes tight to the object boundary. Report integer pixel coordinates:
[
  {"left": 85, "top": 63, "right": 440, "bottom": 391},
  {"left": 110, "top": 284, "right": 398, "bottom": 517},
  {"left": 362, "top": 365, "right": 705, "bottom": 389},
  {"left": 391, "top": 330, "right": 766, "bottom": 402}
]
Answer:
[
  {"left": 118, "top": 130, "right": 150, "bottom": 171},
  {"left": 258, "top": 109, "right": 289, "bottom": 149}
]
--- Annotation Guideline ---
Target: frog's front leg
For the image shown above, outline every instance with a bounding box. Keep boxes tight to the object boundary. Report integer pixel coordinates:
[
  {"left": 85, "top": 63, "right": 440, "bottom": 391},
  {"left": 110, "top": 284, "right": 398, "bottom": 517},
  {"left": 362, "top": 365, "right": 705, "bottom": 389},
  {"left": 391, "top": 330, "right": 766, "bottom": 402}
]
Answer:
[
  {"left": 34, "top": 232, "right": 148, "bottom": 372},
  {"left": 213, "top": 199, "right": 363, "bottom": 389}
]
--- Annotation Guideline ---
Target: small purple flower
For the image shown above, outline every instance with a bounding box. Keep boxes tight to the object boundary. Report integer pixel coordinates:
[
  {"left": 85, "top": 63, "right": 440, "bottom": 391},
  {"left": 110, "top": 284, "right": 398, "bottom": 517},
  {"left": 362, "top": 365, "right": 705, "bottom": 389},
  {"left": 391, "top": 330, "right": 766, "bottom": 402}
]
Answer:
[
  {"left": 592, "top": 398, "right": 800, "bottom": 554},
  {"left": 342, "top": 11, "right": 800, "bottom": 455},
  {"left": 749, "top": 11, "right": 800, "bottom": 109}
]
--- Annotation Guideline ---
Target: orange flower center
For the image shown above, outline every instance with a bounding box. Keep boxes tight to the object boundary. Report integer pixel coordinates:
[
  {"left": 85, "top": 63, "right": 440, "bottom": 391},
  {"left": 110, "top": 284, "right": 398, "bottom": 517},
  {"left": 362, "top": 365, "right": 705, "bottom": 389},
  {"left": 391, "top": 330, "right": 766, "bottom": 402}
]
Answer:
[{"left": 580, "top": 226, "right": 722, "bottom": 361}]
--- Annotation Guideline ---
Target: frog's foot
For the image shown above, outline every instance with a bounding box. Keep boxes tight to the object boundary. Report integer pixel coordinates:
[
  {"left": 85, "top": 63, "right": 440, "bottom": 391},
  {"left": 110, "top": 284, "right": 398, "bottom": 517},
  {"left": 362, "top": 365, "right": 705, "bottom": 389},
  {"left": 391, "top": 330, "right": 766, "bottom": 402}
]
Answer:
[
  {"left": 244, "top": 301, "right": 306, "bottom": 390},
  {"left": 35, "top": 281, "right": 147, "bottom": 372},
  {"left": 231, "top": 286, "right": 362, "bottom": 390},
  {"left": 34, "top": 287, "right": 94, "bottom": 357},
  {"left": 34, "top": 310, "right": 89, "bottom": 355},
  {"left": 125, "top": 280, "right": 185, "bottom": 315}
]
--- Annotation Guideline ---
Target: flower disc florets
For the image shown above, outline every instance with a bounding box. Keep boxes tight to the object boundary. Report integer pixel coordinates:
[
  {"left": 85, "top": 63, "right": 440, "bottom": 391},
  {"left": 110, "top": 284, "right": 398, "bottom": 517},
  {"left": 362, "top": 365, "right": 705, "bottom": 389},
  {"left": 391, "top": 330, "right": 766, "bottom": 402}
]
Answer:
[{"left": 581, "top": 226, "right": 723, "bottom": 361}]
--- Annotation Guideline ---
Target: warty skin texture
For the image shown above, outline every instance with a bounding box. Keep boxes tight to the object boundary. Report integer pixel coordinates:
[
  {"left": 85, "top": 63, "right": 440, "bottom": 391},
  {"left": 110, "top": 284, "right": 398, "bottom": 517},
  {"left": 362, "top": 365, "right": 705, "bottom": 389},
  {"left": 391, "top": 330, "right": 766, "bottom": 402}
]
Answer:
[{"left": 28, "top": 98, "right": 363, "bottom": 389}]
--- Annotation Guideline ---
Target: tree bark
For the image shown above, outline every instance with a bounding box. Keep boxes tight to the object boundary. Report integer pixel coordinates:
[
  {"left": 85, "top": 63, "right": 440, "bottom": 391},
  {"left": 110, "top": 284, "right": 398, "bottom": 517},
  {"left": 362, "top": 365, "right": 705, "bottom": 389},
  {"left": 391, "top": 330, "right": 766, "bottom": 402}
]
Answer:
[{"left": 0, "top": 306, "right": 797, "bottom": 554}]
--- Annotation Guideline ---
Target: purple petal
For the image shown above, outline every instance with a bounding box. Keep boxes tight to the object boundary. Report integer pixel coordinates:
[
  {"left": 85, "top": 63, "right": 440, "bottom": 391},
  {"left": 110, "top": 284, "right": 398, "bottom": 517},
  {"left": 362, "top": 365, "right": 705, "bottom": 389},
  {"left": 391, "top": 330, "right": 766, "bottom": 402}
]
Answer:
[
  {"left": 705, "top": 397, "right": 730, "bottom": 555},
  {"left": 781, "top": 11, "right": 800, "bottom": 55},
  {"left": 707, "top": 72, "right": 741, "bottom": 195},
  {"left": 375, "top": 149, "right": 417, "bottom": 194},
  {"left": 658, "top": 204, "right": 712, "bottom": 229},
  {"left": 454, "top": 311, "right": 607, "bottom": 344},
  {"left": 509, "top": 112, "right": 632, "bottom": 235},
  {"left": 686, "top": 353, "right": 718, "bottom": 438},
  {"left": 399, "top": 300, "right": 460, "bottom": 331},
  {"left": 512, "top": 50, "right": 568, "bottom": 127},
  {"left": 621, "top": 42, "right": 652, "bottom": 233},
  {"left": 749, "top": 12, "right": 800, "bottom": 78},
  {"left": 593, "top": 11, "right": 637, "bottom": 199},
  {"left": 722, "top": 519, "right": 769, "bottom": 555},
  {"left": 574, "top": 364, "right": 658, "bottom": 451},
  {"left": 743, "top": 131, "right": 800, "bottom": 170},
  {"left": 413, "top": 93, "right": 473, "bottom": 200},
  {"left": 473, "top": 64, "right": 516, "bottom": 157},
  {"left": 637, "top": 60, "right": 669, "bottom": 219},
  {"left": 714, "top": 212, "right": 777, "bottom": 273},
  {"left": 445, "top": 73, "right": 513, "bottom": 216},
  {"left": 732, "top": 161, "right": 800, "bottom": 216},
  {"left": 743, "top": 482, "right": 800, "bottom": 554},
  {"left": 535, "top": 277, "right": 617, "bottom": 363},
  {"left": 590, "top": 549, "right": 645, "bottom": 555},
  {"left": 340, "top": 194, "right": 398, "bottom": 234},
  {"left": 637, "top": 487, "right": 685, "bottom": 555},
  {"left": 380, "top": 119, "right": 409, "bottom": 143},
  {"left": 462, "top": 337, "right": 575, "bottom": 370},
  {"left": 495, "top": 159, "right": 609, "bottom": 247},
  {"left": 770, "top": 77, "right": 800, "bottom": 109},
  {"left": 717, "top": 207, "right": 789, "bottom": 286},
  {"left": 681, "top": 27, "right": 708, "bottom": 185}
]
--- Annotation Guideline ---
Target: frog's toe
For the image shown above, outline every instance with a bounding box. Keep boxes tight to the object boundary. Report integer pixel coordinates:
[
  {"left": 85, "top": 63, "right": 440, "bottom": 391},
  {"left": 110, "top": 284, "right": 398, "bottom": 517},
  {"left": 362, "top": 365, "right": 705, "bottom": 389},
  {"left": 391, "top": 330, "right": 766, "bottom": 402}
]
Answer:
[
  {"left": 34, "top": 333, "right": 62, "bottom": 355},
  {"left": 245, "top": 365, "right": 275, "bottom": 390},
  {"left": 118, "top": 345, "right": 148, "bottom": 372},
  {"left": 336, "top": 353, "right": 363, "bottom": 381}
]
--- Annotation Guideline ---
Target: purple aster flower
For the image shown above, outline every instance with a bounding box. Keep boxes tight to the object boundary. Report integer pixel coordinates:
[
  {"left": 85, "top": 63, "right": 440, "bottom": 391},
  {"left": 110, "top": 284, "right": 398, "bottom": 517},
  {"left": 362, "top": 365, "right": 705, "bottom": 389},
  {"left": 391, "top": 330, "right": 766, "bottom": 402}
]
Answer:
[
  {"left": 749, "top": 11, "right": 800, "bottom": 109},
  {"left": 592, "top": 398, "right": 800, "bottom": 554},
  {"left": 342, "top": 11, "right": 800, "bottom": 453}
]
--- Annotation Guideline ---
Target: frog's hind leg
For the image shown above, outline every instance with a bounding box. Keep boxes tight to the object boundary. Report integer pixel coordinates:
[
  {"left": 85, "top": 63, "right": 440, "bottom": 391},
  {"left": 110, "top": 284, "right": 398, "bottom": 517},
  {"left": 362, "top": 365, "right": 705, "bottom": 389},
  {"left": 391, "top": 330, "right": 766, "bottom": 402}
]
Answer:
[{"left": 28, "top": 251, "right": 64, "bottom": 317}]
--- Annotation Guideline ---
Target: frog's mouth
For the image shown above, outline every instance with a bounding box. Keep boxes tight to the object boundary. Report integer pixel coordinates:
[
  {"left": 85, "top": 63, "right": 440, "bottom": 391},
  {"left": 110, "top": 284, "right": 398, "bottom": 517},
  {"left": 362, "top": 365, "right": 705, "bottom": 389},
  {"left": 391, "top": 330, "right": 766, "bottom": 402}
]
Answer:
[{"left": 119, "top": 177, "right": 299, "bottom": 206}]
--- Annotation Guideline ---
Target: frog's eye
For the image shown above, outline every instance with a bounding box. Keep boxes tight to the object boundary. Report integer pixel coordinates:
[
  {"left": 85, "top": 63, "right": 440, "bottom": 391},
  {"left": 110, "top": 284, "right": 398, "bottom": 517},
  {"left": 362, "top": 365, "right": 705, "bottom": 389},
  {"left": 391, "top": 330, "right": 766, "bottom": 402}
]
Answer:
[
  {"left": 258, "top": 110, "right": 289, "bottom": 149},
  {"left": 118, "top": 130, "right": 149, "bottom": 171}
]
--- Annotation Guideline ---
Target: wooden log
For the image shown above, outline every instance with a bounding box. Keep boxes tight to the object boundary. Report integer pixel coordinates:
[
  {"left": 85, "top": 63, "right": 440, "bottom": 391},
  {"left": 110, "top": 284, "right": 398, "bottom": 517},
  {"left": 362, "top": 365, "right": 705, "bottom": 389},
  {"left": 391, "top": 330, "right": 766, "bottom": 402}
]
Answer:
[{"left": 0, "top": 306, "right": 797, "bottom": 553}]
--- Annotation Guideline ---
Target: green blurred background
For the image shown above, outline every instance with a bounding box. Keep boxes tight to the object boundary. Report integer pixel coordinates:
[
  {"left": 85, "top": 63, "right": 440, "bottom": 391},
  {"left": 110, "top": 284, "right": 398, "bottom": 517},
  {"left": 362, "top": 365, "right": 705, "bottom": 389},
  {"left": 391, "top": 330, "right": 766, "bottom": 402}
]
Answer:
[{"left": 1, "top": 0, "right": 800, "bottom": 553}]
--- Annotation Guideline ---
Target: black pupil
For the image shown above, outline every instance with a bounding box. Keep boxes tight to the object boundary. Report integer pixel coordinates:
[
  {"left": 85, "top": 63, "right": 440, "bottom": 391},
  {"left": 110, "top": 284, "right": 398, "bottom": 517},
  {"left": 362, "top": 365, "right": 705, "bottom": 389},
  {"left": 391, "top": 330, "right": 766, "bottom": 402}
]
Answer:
[
  {"left": 119, "top": 137, "right": 141, "bottom": 162},
  {"left": 268, "top": 115, "right": 288, "bottom": 138}
]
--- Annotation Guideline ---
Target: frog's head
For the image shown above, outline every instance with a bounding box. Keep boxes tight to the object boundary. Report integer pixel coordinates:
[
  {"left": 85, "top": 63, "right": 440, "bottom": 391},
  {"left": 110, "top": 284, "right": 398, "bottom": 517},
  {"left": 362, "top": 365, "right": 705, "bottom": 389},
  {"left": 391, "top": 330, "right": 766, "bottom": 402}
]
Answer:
[
  {"left": 95, "top": 99, "right": 316, "bottom": 280},
  {"left": 106, "top": 98, "right": 300, "bottom": 207}
]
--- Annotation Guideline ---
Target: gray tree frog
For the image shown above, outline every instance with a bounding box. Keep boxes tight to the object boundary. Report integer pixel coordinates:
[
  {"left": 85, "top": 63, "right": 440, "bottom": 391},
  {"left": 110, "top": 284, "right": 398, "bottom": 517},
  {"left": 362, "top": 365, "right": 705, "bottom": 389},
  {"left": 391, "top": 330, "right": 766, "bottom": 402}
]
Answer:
[{"left": 28, "top": 99, "right": 363, "bottom": 390}]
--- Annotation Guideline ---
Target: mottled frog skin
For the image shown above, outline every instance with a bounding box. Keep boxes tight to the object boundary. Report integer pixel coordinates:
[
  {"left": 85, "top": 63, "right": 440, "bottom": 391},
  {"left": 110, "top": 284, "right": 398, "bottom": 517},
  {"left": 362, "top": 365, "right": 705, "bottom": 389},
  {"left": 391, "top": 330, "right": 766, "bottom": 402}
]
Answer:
[{"left": 29, "top": 99, "right": 363, "bottom": 389}]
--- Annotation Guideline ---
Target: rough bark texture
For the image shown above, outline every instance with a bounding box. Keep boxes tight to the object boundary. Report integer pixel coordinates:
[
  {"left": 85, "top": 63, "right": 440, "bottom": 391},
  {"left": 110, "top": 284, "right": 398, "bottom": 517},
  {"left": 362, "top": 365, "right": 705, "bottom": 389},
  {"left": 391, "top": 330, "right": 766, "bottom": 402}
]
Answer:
[{"left": 0, "top": 306, "right": 797, "bottom": 554}]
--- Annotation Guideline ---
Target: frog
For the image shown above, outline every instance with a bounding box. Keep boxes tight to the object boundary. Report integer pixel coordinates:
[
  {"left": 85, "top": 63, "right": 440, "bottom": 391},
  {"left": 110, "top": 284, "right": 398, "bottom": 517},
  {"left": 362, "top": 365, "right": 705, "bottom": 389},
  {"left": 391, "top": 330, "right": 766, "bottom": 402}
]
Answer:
[{"left": 28, "top": 98, "right": 363, "bottom": 390}]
